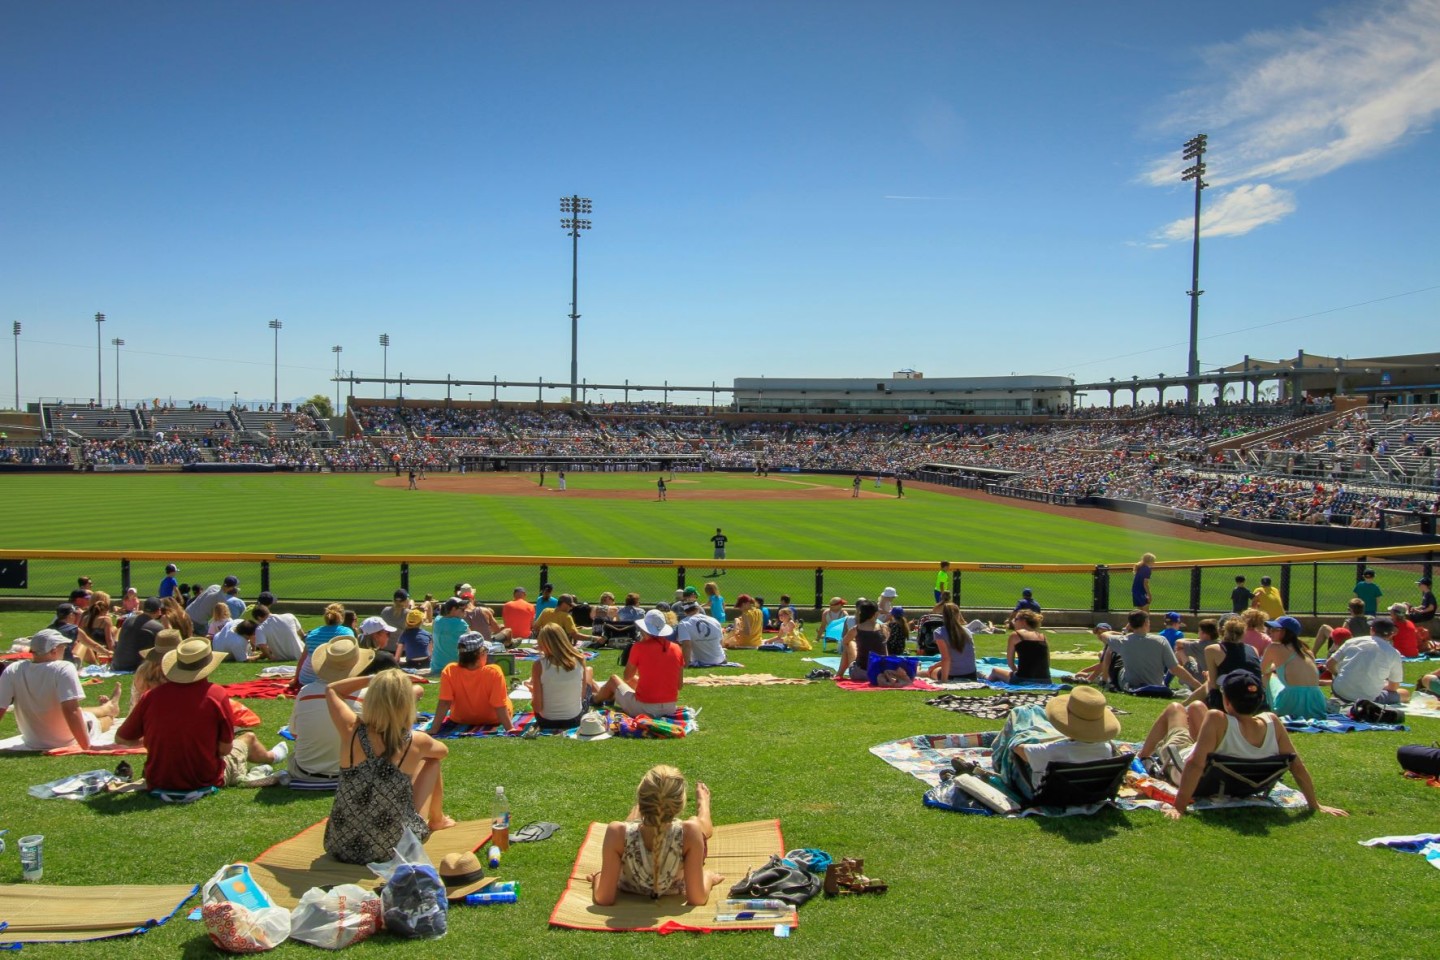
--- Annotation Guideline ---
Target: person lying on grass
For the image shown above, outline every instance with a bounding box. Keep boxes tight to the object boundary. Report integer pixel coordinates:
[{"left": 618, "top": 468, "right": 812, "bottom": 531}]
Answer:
[
  {"left": 589, "top": 764, "right": 724, "bottom": 906},
  {"left": 926, "top": 603, "right": 977, "bottom": 682},
  {"left": 529, "top": 623, "right": 596, "bottom": 731},
  {"left": 838, "top": 599, "right": 909, "bottom": 685},
  {"left": 0, "top": 628, "right": 122, "bottom": 751},
  {"left": 324, "top": 668, "right": 453, "bottom": 864},
  {"left": 1137, "top": 670, "right": 1346, "bottom": 820},
  {"left": 593, "top": 610, "right": 684, "bottom": 718},
  {"left": 429, "top": 633, "right": 514, "bottom": 733}
]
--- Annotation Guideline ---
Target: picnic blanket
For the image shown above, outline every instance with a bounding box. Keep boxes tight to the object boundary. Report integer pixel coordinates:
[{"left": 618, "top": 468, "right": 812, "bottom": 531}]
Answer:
[
  {"left": 1401, "top": 696, "right": 1440, "bottom": 721},
  {"left": 687, "top": 661, "right": 745, "bottom": 669},
  {"left": 1360, "top": 833, "right": 1440, "bottom": 870},
  {"left": 870, "top": 734, "right": 1310, "bottom": 817},
  {"left": 924, "top": 692, "right": 1057, "bottom": 720},
  {"left": 248, "top": 817, "right": 493, "bottom": 909},
  {"left": 218, "top": 677, "right": 295, "bottom": 699},
  {"left": 0, "top": 882, "right": 198, "bottom": 945},
  {"left": 835, "top": 677, "right": 942, "bottom": 692},
  {"left": 0, "top": 722, "right": 145, "bottom": 756},
  {"left": 593, "top": 707, "right": 699, "bottom": 739},
  {"left": 1282, "top": 714, "right": 1408, "bottom": 734},
  {"left": 550, "top": 819, "right": 795, "bottom": 933},
  {"left": 685, "top": 674, "right": 809, "bottom": 687},
  {"left": 427, "top": 711, "right": 568, "bottom": 738}
]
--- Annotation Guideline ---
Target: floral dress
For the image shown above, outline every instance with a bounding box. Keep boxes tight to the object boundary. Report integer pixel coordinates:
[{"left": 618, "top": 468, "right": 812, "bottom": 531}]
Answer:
[
  {"left": 323, "top": 723, "right": 430, "bottom": 864},
  {"left": 617, "top": 821, "right": 686, "bottom": 898}
]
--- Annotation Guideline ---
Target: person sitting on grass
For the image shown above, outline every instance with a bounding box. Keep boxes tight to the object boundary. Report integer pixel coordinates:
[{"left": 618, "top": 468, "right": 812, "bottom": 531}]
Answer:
[
  {"left": 1342, "top": 597, "right": 1371, "bottom": 641},
  {"left": 129, "top": 628, "right": 181, "bottom": 710},
  {"left": 593, "top": 611, "right": 684, "bottom": 718},
  {"left": 1187, "top": 617, "right": 1260, "bottom": 709},
  {"left": 1260, "top": 616, "right": 1327, "bottom": 721},
  {"left": 295, "top": 603, "right": 355, "bottom": 687},
  {"left": 1386, "top": 603, "right": 1422, "bottom": 658},
  {"left": 1137, "top": 670, "right": 1346, "bottom": 819},
  {"left": 429, "top": 597, "right": 469, "bottom": 675},
  {"left": 1175, "top": 618, "right": 1219, "bottom": 685},
  {"left": 617, "top": 593, "right": 647, "bottom": 623},
  {"left": 775, "top": 606, "right": 811, "bottom": 650},
  {"left": 722, "top": 594, "right": 764, "bottom": 649},
  {"left": 1327, "top": 616, "right": 1407, "bottom": 706},
  {"left": 991, "top": 686, "right": 1123, "bottom": 801},
  {"left": 1098, "top": 610, "right": 1202, "bottom": 693},
  {"left": 398, "top": 607, "right": 432, "bottom": 668},
  {"left": 204, "top": 602, "right": 231, "bottom": 640},
  {"left": 926, "top": 602, "right": 977, "bottom": 682},
  {"left": 677, "top": 601, "right": 725, "bottom": 668},
  {"left": 1238, "top": 608, "right": 1272, "bottom": 657},
  {"left": 324, "top": 669, "right": 453, "bottom": 865},
  {"left": 837, "top": 599, "right": 909, "bottom": 685},
  {"left": 116, "top": 637, "right": 289, "bottom": 791},
  {"left": 530, "top": 623, "right": 596, "bottom": 731},
  {"left": 289, "top": 637, "right": 375, "bottom": 782},
  {"left": 251, "top": 604, "right": 304, "bottom": 661},
  {"left": 0, "top": 629, "right": 122, "bottom": 751},
  {"left": 76, "top": 591, "right": 117, "bottom": 664},
  {"left": 988, "top": 610, "right": 1052, "bottom": 685},
  {"left": 589, "top": 764, "right": 723, "bottom": 907},
  {"left": 429, "top": 633, "right": 515, "bottom": 733},
  {"left": 536, "top": 594, "right": 589, "bottom": 645},
  {"left": 1072, "top": 623, "right": 1122, "bottom": 685}
]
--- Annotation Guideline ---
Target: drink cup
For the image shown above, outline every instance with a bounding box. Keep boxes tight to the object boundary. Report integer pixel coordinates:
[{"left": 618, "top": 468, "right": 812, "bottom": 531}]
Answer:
[{"left": 19, "top": 834, "right": 44, "bottom": 881}]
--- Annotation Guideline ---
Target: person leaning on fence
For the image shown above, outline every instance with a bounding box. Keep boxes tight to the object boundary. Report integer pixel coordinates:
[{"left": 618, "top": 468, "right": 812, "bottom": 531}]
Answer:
[{"left": 1138, "top": 670, "right": 1346, "bottom": 820}]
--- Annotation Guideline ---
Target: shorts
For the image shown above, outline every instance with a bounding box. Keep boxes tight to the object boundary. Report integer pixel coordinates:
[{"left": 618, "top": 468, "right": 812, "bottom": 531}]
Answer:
[
  {"left": 612, "top": 681, "right": 675, "bottom": 719},
  {"left": 1374, "top": 689, "right": 1402, "bottom": 705},
  {"left": 713, "top": 548, "right": 726, "bottom": 559},
  {"left": 536, "top": 711, "right": 584, "bottom": 731},
  {"left": 222, "top": 742, "right": 251, "bottom": 787}
]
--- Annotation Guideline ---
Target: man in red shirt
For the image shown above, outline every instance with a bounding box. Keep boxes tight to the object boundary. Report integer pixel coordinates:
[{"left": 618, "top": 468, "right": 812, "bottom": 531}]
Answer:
[
  {"left": 116, "top": 638, "right": 288, "bottom": 791},
  {"left": 592, "top": 610, "right": 683, "bottom": 717},
  {"left": 501, "top": 587, "right": 536, "bottom": 641},
  {"left": 1387, "top": 604, "right": 1421, "bottom": 658}
]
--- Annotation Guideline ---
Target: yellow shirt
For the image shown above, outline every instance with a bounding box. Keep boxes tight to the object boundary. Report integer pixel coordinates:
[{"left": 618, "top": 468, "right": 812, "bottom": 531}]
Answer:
[
  {"left": 725, "top": 608, "right": 764, "bottom": 648},
  {"left": 535, "top": 608, "right": 581, "bottom": 638},
  {"left": 1252, "top": 586, "right": 1285, "bottom": 620}
]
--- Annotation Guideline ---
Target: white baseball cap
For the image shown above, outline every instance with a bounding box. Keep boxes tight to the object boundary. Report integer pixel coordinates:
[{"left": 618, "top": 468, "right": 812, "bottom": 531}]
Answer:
[
  {"left": 641, "top": 609, "right": 675, "bottom": 638},
  {"left": 360, "top": 616, "right": 393, "bottom": 636}
]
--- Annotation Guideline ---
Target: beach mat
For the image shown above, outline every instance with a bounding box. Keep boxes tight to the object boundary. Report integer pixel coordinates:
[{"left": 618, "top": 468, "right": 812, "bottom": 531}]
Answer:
[
  {"left": 248, "top": 818, "right": 492, "bottom": 909},
  {"left": 1283, "top": 714, "right": 1408, "bottom": 734},
  {"left": 685, "top": 674, "right": 810, "bottom": 687},
  {"left": 835, "top": 678, "right": 941, "bottom": 692},
  {"left": 549, "top": 819, "right": 795, "bottom": 933},
  {"left": 218, "top": 677, "right": 295, "bottom": 699},
  {"left": 0, "top": 882, "right": 197, "bottom": 944},
  {"left": 0, "top": 723, "right": 145, "bottom": 756}
]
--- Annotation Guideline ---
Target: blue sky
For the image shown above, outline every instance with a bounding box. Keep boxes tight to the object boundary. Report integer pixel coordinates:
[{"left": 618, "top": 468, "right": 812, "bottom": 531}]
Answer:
[{"left": 3, "top": 0, "right": 1438, "bottom": 408}]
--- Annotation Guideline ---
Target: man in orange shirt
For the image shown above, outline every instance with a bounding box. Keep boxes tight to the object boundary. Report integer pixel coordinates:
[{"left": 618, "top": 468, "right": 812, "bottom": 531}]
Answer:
[
  {"left": 502, "top": 586, "right": 536, "bottom": 641},
  {"left": 429, "top": 634, "right": 514, "bottom": 731}
]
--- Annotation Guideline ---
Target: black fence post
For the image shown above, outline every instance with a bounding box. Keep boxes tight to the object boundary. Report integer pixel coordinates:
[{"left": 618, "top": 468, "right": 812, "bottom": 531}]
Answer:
[
  {"left": 1280, "top": 563, "right": 1292, "bottom": 612},
  {"left": 952, "top": 570, "right": 962, "bottom": 606},
  {"left": 260, "top": 560, "right": 271, "bottom": 595},
  {"left": 1356, "top": 556, "right": 1368, "bottom": 581},
  {"left": 400, "top": 562, "right": 410, "bottom": 595},
  {"left": 1312, "top": 562, "right": 1319, "bottom": 616},
  {"left": 814, "top": 568, "right": 824, "bottom": 611},
  {"left": 1092, "top": 565, "right": 1109, "bottom": 614},
  {"left": 1425, "top": 552, "right": 1434, "bottom": 584},
  {"left": 120, "top": 558, "right": 131, "bottom": 595},
  {"left": 538, "top": 563, "right": 548, "bottom": 595},
  {"left": 1189, "top": 566, "right": 1202, "bottom": 615},
  {"left": 676, "top": 566, "right": 687, "bottom": 592}
]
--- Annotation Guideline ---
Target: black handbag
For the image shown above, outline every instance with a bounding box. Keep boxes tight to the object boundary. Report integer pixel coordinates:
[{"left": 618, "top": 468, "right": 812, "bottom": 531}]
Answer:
[{"left": 728, "top": 855, "right": 821, "bottom": 906}]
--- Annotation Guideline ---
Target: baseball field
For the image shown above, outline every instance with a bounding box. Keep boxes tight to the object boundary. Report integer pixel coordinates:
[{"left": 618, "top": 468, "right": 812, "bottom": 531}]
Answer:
[{"left": 0, "top": 471, "right": 1435, "bottom": 958}]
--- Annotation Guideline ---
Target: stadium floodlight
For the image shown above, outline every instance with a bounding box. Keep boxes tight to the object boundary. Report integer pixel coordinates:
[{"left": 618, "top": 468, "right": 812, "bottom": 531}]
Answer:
[
  {"left": 93, "top": 313, "right": 106, "bottom": 405},
  {"left": 559, "top": 195, "right": 593, "bottom": 402},
  {"left": 332, "top": 345, "right": 343, "bottom": 415},
  {"left": 111, "top": 338, "right": 125, "bottom": 406},
  {"left": 1180, "top": 134, "right": 1208, "bottom": 407},
  {"left": 379, "top": 333, "right": 391, "bottom": 399},
  {"left": 268, "top": 319, "right": 283, "bottom": 406},
  {"left": 11, "top": 322, "right": 19, "bottom": 410}
]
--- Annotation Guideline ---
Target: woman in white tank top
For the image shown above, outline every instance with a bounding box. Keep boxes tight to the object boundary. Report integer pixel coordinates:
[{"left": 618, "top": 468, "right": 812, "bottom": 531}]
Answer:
[{"left": 530, "top": 624, "right": 595, "bottom": 730}]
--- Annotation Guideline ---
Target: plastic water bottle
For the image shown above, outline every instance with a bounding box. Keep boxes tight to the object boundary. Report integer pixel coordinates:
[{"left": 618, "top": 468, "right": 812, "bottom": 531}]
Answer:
[
  {"left": 463, "top": 890, "right": 518, "bottom": 906},
  {"left": 487, "top": 844, "right": 502, "bottom": 869},
  {"left": 492, "top": 786, "right": 510, "bottom": 850},
  {"left": 723, "top": 898, "right": 788, "bottom": 911}
]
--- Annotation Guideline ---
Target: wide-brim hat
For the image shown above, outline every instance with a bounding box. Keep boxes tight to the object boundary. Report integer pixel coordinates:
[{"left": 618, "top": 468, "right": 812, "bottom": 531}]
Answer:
[
  {"left": 1045, "top": 686, "right": 1120, "bottom": 743},
  {"left": 641, "top": 609, "right": 674, "bottom": 638},
  {"left": 569, "top": 711, "right": 612, "bottom": 741},
  {"left": 143, "top": 628, "right": 184, "bottom": 664},
  {"left": 312, "top": 637, "right": 376, "bottom": 684},
  {"left": 438, "top": 851, "right": 495, "bottom": 900},
  {"left": 161, "top": 638, "right": 228, "bottom": 684}
]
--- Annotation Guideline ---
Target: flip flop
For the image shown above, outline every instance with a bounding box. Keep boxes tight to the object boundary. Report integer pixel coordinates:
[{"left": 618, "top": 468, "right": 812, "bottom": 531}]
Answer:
[{"left": 511, "top": 821, "right": 561, "bottom": 843}]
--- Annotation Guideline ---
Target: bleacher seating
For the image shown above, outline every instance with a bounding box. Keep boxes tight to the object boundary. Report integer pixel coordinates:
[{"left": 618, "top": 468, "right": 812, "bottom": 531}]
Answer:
[{"left": 41, "top": 404, "right": 141, "bottom": 439}]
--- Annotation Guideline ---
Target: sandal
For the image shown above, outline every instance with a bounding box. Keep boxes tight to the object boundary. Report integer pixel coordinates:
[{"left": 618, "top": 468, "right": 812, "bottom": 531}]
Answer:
[
  {"left": 511, "top": 821, "right": 561, "bottom": 843},
  {"left": 951, "top": 756, "right": 981, "bottom": 777}
]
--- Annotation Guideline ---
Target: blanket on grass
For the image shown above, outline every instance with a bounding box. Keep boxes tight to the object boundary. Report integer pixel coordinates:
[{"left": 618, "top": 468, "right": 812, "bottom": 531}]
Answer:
[
  {"left": 835, "top": 678, "right": 942, "bottom": 692},
  {"left": 0, "top": 723, "right": 145, "bottom": 756},
  {"left": 685, "top": 674, "right": 809, "bottom": 687},
  {"left": 550, "top": 820, "right": 794, "bottom": 933},
  {"left": 1282, "top": 714, "right": 1408, "bottom": 734},
  {"left": 1400, "top": 696, "right": 1440, "bottom": 721},
  {"left": 0, "top": 882, "right": 197, "bottom": 945},
  {"left": 1360, "top": 833, "right": 1440, "bottom": 870},
  {"left": 686, "top": 661, "right": 746, "bottom": 669},
  {"left": 428, "top": 711, "right": 565, "bottom": 738},
  {"left": 587, "top": 707, "right": 699, "bottom": 739},
  {"left": 924, "top": 692, "right": 1057, "bottom": 720},
  {"left": 870, "top": 733, "right": 1310, "bottom": 817},
  {"left": 218, "top": 677, "right": 295, "bottom": 699}
]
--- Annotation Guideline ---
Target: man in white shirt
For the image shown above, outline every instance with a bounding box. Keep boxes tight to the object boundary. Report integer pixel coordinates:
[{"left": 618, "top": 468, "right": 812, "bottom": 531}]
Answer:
[
  {"left": 1329, "top": 616, "right": 1407, "bottom": 705},
  {"left": 0, "top": 629, "right": 121, "bottom": 750},
  {"left": 677, "top": 601, "right": 725, "bottom": 667},
  {"left": 288, "top": 637, "right": 374, "bottom": 781},
  {"left": 211, "top": 618, "right": 256, "bottom": 664},
  {"left": 252, "top": 605, "right": 304, "bottom": 661}
]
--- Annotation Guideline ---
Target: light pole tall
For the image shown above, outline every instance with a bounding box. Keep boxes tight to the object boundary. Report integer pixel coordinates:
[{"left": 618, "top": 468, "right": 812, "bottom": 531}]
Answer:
[
  {"left": 1181, "top": 134, "right": 1208, "bottom": 408},
  {"left": 559, "top": 195, "right": 592, "bottom": 402},
  {"left": 111, "top": 338, "right": 125, "bottom": 406},
  {"left": 93, "top": 312, "right": 105, "bottom": 405},
  {"left": 268, "top": 319, "right": 283, "bottom": 406},
  {"left": 378, "top": 334, "right": 390, "bottom": 399},
  {"left": 11, "top": 322, "right": 20, "bottom": 410},
  {"left": 332, "top": 345, "right": 343, "bottom": 415}
]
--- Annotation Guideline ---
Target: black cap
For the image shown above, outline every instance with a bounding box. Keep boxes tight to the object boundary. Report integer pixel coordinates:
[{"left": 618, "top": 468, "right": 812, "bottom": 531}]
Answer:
[
  {"left": 165, "top": 563, "right": 179, "bottom": 573},
  {"left": 541, "top": 582, "right": 554, "bottom": 591},
  {"left": 1220, "top": 670, "right": 1266, "bottom": 715},
  {"left": 223, "top": 575, "right": 240, "bottom": 587},
  {"left": 1418, "top": 578, "right": 1433, "bottom": 586},
  {"left": 143, "top": 596, "right": 163, "bottom": 613},
  {"left": 54, "top": 602, "right": 77, "bottom": 618},
  {"left": 393, "top": 588, "right": 409, "bottom": 600},
  {"left": 69, "top": 589, "right": 91, "bottom": 602}
]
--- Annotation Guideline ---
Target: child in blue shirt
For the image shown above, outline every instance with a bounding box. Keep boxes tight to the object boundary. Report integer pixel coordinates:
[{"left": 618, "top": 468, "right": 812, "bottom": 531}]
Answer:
[{"left": 1158, "top": 612, "right": 1185, "bottom": 649}]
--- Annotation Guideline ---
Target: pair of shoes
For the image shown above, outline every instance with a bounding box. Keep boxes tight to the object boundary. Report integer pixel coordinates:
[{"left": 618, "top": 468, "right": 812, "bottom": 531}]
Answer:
[
  {"left": 806, "top": 668, "right": 835, "bottom": 680},
  {"left": 951, "top": 756, "right": 981, "bottom": 777},
  {"left": 823, "top": 857, "right": 887, "bottom": 896}
]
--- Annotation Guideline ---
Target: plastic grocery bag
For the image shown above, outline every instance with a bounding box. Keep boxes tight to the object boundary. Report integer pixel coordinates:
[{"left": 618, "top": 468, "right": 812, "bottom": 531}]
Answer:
[
  {"left": 368, "top": 825, "right": 447, "bottom": 939},
  {"left": 201, "top": 864, "right": 290, "bottom": 953},
  {"left": 290, "top": 884, "right": 382, "bottom": 950}
]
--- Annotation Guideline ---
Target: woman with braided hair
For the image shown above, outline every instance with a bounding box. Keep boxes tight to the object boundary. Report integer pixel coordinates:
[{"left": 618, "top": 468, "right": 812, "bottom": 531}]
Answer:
[{"left": 589, "top": 765, "right": 724, "bottom": 906}]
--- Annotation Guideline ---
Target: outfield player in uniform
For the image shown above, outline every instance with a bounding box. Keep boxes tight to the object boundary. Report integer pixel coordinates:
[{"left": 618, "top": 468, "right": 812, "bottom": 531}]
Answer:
[{"left": 708, "top": 528, "right": 728, "bottom": 576}]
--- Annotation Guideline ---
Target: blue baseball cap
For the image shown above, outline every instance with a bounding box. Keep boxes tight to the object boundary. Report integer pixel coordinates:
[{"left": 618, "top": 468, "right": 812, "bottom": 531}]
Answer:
[
  {"left": 1164, "top": 612, "right": 1181, "bottom": 622},
  {"left": 1265, "top": 615, "right": 1303, "bottom": 635}
]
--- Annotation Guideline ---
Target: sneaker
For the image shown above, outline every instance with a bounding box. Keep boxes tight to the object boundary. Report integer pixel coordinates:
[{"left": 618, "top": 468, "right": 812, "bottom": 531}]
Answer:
[{"left": 269, "top": 741, "right": 290, "bottom": 764}]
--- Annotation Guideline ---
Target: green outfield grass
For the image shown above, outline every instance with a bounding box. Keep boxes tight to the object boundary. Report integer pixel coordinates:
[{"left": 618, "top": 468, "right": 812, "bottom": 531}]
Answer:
[{"left": 0, "top": 608, "right": 1435, "bottom": 959}]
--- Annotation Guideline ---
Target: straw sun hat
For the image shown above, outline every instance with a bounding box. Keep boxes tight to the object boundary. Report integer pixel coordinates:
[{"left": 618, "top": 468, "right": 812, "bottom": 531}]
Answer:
[
  {"left": 161, "top": 637, "right": 229, "bottom": 684},
  {"left": 1044, "top": 686, "right": 1120, "bottom": 743},
  {"left": 311, "top": 637, "right": 375, "bottom": 684}
]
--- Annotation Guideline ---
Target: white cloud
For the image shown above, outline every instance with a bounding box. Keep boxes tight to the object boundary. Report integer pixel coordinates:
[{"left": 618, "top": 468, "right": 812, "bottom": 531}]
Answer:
[
  {"left": 1156, "top": 183, "right": 1297, "bottom": 241},
  {"left": 1142, "top": 0, "right": 1440, "bottom": 239}
]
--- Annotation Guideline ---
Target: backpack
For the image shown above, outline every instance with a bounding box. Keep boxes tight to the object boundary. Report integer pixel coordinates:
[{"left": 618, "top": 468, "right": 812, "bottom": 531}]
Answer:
[{"left": 728, "top": 855, "right": 821, "bottom": 906}]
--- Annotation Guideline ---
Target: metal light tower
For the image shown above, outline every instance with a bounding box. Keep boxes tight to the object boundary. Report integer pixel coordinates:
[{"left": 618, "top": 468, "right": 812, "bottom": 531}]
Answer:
[
  {"left": 1181, "top": 134, "right": 1208, "bottom": 407},
  {"left": 268, "top": 319, "right": 283, "bottom": 406},
  {"left": 93, "top": 312, "right": 106, "bottom": 404},
  {"left": 111, "top": 338, "right": 125, "bottom": 406},
  {"left": 378, "top": 334, "right": 390, "bottom": 399},
  {"left": 11, "top": 322, "right": 20, "bottom": 410},
  {"left": 332, "top": 345, "right": 343, "bottom": 415},
  {"left": 559, "top": 195, "right": 592, "bottom": 402}
]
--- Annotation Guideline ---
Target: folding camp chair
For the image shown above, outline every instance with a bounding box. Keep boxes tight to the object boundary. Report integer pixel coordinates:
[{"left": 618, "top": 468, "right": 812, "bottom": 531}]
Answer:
[
  {"left": 1028, "top": 754, "right": 1134, "bottom": 809},
  {"left": 1192, "top": 753, "right": 1295, "bottom": 801}
]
